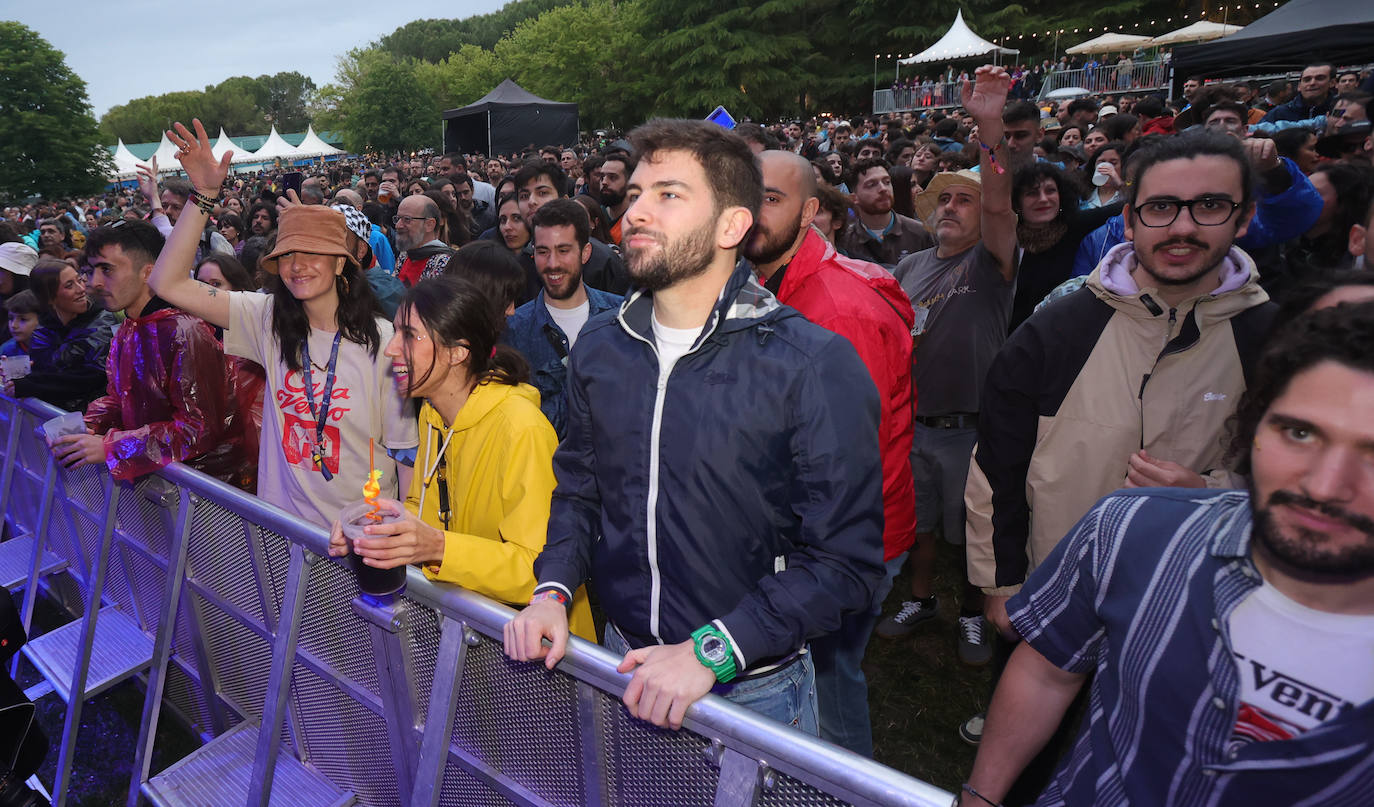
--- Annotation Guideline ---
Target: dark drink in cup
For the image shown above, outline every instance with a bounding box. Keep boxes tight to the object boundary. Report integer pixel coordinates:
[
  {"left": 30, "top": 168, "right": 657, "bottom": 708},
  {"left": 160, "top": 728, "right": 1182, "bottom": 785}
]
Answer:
[{"left": 339, "top": 499, "right": 408, "bottom": 596}]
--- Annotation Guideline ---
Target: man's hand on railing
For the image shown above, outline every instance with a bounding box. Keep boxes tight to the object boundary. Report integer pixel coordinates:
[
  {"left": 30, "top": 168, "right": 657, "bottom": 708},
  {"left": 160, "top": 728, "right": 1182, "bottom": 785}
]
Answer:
[
  {"left": 618, "top": 641, "right": 716, "bottom": 730},
  {"left": 51, "top": 430, "right": 105, "bottom": 470},
  {"left": 504, "top": 597, "right": 570, "bottom": 671}
]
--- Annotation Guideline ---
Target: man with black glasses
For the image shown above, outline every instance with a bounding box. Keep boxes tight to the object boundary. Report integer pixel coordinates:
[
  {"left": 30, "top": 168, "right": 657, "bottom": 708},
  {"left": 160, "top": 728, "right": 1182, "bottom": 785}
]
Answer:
[{"left": 961, "top": 132, "right": 1276, "bottom": 764}]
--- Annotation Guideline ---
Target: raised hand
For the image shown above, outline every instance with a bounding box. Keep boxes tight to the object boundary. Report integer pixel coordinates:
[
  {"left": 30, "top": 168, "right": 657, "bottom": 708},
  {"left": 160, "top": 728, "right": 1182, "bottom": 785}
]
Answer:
[
  {"left": 136, "top": 157, "right": 160, "bottom": 206},
  {"left": 166, "top": 119, "right": 232, "bottom": 196},
  {"left": 961, "top": 65, "right": 1012, "bottom": 123}
]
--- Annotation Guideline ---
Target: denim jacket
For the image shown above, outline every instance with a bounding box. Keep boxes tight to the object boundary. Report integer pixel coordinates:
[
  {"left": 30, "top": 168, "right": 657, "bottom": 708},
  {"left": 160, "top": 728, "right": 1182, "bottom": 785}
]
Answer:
[{"left": 502, "top": 287, "right": 623, "bottom": 438}]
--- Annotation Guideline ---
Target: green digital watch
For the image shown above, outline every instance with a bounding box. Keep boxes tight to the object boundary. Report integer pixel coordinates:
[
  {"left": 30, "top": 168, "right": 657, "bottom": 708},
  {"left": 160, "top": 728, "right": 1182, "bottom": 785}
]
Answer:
[{"left": 691, "top": 623, "right": 738, "bottom": 683}]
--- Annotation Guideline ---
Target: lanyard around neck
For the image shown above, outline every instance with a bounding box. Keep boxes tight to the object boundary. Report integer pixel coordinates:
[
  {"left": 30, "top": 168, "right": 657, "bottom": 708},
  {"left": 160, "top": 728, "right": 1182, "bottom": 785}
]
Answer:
[{"left": 301, "top": 331, "right": 343, "bottom": 481}]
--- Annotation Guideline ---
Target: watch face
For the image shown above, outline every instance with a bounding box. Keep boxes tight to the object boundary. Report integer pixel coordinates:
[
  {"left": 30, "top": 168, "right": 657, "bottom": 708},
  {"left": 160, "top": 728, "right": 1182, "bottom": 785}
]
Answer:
[{"left": 701, "top": 635, "right": 728, "bottom": 664}]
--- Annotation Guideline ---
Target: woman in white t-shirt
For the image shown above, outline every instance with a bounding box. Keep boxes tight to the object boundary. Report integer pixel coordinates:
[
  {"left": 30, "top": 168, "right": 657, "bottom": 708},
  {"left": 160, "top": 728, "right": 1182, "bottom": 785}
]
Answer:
[{"left": 147, "top": 119, "right": 417, "bottom": 526}]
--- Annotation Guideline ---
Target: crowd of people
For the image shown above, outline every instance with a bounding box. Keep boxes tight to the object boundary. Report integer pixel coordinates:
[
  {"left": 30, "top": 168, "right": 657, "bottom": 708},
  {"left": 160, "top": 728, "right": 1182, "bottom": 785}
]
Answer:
[{"left": 2, "top": 57, "right": 1373, "bottom": 807}]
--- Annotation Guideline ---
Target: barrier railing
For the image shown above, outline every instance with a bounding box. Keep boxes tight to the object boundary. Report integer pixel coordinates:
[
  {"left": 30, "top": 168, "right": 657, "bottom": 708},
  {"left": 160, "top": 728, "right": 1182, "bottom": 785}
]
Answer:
[
  {"left": 0, "top": 393, "right": 954, "bottom": 807},
  {"left": 1037, "top": 59, "right": 1171, "bottom": 99},
  {"left": 874, "top": 82, "right": 965, "bottom": 115}
]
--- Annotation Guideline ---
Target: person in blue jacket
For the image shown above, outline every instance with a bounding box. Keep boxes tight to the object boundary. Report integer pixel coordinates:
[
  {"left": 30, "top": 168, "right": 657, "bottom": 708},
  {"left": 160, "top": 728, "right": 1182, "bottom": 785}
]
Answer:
[
  {"left": 502, "top": 199, "right": 622, "bottom": 439},
  {"left": 504, "top": 119, "right": 886, "bottom": 734},
  {"left": 1072, "top": 134, "right": 1322, "bottom": 279}
]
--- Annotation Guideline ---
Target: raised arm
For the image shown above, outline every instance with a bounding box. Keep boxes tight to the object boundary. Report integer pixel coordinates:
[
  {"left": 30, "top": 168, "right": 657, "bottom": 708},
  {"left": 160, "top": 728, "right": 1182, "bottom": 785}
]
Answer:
[
  {"left": 962, "top": 66, "right": 1018, "bottom": 282},
  {"left": 146, "top": 120, "right": 233, "bottom": 328}
]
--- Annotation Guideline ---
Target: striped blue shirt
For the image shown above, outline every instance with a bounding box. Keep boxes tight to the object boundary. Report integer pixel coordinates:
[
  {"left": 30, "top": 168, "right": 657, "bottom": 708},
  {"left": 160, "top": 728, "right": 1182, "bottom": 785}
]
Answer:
[{"left": 1009, "top": 488, "right": 1374, "bottom": 807}]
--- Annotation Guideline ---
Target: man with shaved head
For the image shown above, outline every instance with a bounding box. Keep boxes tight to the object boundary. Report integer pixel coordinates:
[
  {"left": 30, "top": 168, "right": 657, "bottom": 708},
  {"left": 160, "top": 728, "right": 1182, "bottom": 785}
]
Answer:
[
  {"left": 394, "top": 194, "right": 453, "bottom": 286},
  {"left": 744, "top": 150, "right": 918, "bottom": 757}
]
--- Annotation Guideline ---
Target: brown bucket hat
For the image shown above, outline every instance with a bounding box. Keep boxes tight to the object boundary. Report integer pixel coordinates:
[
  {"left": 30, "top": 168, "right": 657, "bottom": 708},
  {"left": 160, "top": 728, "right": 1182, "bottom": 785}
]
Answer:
[{"left": 260, "top": 205, "right": 368, "bottom": 275}]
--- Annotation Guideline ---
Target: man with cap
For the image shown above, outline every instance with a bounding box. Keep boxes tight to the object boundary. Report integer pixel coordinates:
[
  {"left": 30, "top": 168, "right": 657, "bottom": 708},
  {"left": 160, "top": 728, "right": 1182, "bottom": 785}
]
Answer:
[
  {"left": 876, "top": 67, "right": 1017, "bottom": 669},
  {"left": 51, "top": 219, "right": 252, "bottom": 486}
]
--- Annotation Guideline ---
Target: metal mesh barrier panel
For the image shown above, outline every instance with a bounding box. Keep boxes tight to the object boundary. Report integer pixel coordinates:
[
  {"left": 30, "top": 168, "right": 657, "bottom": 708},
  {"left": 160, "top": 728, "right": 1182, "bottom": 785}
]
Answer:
[{"left": 1, "top": 394, "right": 954, "bottom": 807}]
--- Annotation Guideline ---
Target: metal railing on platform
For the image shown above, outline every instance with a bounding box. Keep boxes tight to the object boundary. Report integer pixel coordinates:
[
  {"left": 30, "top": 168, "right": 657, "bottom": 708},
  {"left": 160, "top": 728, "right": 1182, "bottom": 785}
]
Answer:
[
  {"left": 0, "top": 393, "right": 954, "bottom": 807},
  {"left": 1037, "top": 59, "right": 1171, "bottom": 99}
]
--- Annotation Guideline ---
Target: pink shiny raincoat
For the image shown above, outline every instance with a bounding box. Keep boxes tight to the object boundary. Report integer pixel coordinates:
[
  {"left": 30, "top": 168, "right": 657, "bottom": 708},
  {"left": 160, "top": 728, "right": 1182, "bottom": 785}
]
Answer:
[{"left": 84, "top": 305, "right": 254, "bottom": 486}]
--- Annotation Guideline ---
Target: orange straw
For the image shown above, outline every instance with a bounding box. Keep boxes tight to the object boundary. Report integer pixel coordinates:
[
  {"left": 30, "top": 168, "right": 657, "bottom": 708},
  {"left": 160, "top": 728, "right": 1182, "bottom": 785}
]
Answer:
[{"left": 363, "top": 438, "right": 383, "bottom": 521}]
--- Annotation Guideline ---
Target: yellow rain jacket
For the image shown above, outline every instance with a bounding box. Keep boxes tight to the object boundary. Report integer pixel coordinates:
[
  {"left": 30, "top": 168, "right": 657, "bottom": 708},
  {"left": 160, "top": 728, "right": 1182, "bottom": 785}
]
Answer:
[{"left": 410, "top": 381, "right": 594, "bottom": 639}]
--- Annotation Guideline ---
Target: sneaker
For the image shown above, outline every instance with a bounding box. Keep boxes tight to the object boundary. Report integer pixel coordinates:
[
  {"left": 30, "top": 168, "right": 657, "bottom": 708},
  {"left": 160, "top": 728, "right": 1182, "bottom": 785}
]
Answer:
[
  {"left": 875, "top": 597, "right": 938, "bottom": 638},
  {"left": 957, "top": 614, "right": 995, "bottom": 666},
  {"left": 959, "top": 712, "right": 985, "bottom": 746}
]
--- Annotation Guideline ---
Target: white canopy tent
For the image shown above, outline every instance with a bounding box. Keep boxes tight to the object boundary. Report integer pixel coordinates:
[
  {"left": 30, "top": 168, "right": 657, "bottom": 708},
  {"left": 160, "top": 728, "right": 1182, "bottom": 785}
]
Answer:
[
  {"left": 292, "top": 126, "right": 344, "bottom": 158},
  {"left": 148, "top": 132, "right": 186, "bottom": 173},
  {"left": 239, "top": 126, "right": 302, "bottom": 163},
  {"left": 210, "top": 128, "right": 245, "bottom": 163},
  {"left": 1065, "top": 32, "right": 1153, "bottom": 55},
  {"left": 109, "top": 140, "right": 143, "bottom": 180},
  {"left": 898, "top": 11, "right": 1018, "bottom": 66},
  {"left": 1147, "top": 20, "right": 1243, "bottom": 47}
]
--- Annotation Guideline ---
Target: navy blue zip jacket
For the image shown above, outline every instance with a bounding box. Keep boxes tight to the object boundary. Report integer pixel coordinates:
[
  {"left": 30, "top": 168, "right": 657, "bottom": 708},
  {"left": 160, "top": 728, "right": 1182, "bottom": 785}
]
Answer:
[
  {"left": 533, "top": 262, "right": 885, "bottom": 669},
  {"left": 503, "top": 287, "right": 623, "bottom": 438}
]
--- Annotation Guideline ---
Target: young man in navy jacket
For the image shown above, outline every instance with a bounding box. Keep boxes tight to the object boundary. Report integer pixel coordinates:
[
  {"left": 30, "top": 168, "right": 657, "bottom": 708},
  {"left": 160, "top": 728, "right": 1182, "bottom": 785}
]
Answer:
[{"left": 505, "top": 119, "right": 886, "bottom": 733}]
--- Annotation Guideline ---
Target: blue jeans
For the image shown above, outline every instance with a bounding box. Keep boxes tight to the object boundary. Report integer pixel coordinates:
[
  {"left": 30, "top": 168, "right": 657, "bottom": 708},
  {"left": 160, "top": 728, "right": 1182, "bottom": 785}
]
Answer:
[
  {"left": 810, "top": 553, "right": 904, "bottom": 756},
  {"left": 603, "top": 626, "right": 819, "bottom": 735}
]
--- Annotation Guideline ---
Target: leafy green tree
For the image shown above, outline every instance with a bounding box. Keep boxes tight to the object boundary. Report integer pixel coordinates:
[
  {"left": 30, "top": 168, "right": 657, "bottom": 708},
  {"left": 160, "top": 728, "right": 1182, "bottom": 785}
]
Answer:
[
  {"left": 636, "top": 0, "right": 818, "bottom": 119},
  {"left": 252, "top": 71, "right": 317, "bottom": 131},
  {"left": 336, "top": 53, "right": 439, "bottom": 153},
  {"left": 413, "top": 44, "right": 503, "bottom": 111},
  {"left": 0, "top": 22, "right": 112, "bottom": 197},
  {"left": 493, "top": 0, "right": 653, "bottom": 129},
  {"left": 378, "top": 0, "right": 573, "bottom": 60}
]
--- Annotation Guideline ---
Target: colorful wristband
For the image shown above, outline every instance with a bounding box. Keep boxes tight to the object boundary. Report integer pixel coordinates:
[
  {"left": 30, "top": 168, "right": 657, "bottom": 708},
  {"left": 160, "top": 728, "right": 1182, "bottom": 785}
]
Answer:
[
  {"left": 188, "top": 188, "right": 219, "bottom": 214},
  {"left": 530, "top": 589, "right": 570, "bottom": 609}
]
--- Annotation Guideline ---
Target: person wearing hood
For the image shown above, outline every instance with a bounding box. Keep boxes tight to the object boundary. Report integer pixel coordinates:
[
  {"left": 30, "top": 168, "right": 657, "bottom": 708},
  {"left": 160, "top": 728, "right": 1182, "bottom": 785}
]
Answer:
[
  {"left": 327, "top": 275, "right": 595, "bottom": 641},
  {"left": 51, "top": 220, "right": 252, "bottom": 487},
  {"left": 960, "top": 131, "right": 1276, "bottom": 785}
]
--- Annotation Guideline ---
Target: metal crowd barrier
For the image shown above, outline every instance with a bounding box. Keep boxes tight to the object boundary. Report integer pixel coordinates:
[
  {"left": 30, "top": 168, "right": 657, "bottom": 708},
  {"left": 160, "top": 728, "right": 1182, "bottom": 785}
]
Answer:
[
  {"left": 1037, "top": 59, "right": 1171, "bottom": 99},
  {"left": 0, "top": 393, "right": 954, "bottom": 807}
]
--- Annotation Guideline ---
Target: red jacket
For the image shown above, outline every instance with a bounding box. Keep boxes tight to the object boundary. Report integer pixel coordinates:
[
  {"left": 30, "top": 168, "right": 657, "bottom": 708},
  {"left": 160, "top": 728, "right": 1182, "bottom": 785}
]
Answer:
[
  {"left": 765, "top": 230, "right": 918, "bottom": 560},
  {"left": 84, "top": 301, "right": 252, "bottom": 485}
]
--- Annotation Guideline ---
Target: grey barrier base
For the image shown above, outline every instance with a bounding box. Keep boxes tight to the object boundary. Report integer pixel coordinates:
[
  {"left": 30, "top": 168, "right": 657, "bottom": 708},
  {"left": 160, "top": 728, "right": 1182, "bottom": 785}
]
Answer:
[{"left": 143, "top": 722, "right": 355, "bottom": 807}]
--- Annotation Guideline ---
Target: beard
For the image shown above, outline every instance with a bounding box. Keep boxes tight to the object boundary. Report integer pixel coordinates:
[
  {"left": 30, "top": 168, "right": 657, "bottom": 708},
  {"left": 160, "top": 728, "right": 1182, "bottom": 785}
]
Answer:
[
  {"left": 1250, "top": 487, "right": 1374, "bottom": 578},
  {"left": 395, "top": 228, "right": 426, "bottom": 252},
  {"left": 625, "top": 217, "right": 717, "bottom": 293},
  {"left": 542, "top": 266, "right": 584, "bottom": 301},
  {"left": 601, "top": 187, "right": 625, "bottom": 207},
  {"left": 743, "top": 208, "right": 803, "bottom": 265}
]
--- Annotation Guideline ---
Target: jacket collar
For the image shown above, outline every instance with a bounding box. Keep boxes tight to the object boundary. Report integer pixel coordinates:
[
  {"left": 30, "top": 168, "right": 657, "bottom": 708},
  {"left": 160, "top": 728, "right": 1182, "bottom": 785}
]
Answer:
[
  {"left": 617, "top": 259, "right": 782, "bottom": 349},
  {"left": 531, "top": 286, "right": 620, "bottom": 327},
  {"left": 423, "top": 381, "right": 539, "bottom": 434},
  {"left": 1088, "top": 242, "right": 1270, "bottom": 323}
]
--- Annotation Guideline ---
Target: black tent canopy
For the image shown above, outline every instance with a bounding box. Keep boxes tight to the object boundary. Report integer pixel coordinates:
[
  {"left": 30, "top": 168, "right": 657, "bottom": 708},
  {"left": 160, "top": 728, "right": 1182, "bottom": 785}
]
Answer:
[
  {"left": 442, "top": 79, "right": 579, "bottom": 157},
  {"left": 1173, "top": 0, "right": 1374, "bottom": 79}
]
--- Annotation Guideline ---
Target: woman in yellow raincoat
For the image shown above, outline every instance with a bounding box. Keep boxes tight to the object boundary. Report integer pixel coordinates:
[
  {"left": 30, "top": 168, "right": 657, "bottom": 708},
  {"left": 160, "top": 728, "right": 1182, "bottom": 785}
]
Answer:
[{"left": 329, "top": 274, "right": 594, "bottom": 639}]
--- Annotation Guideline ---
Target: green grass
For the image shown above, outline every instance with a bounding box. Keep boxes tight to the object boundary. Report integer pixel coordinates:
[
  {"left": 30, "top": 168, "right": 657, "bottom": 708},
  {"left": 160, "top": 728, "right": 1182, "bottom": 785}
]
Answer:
[{"left": 867, "top": 541, "right": 996, "bottom": 793}]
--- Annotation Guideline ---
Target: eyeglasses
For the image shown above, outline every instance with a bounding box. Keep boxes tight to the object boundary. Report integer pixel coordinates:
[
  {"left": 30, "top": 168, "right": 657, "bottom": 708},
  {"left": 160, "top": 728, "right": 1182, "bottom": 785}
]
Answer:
[
  {"left": 392, "top": 214, "right": 435, "bottom": 225},
  {"left": 1132, "top": 197, "right": 1241, "bottom": 228}
]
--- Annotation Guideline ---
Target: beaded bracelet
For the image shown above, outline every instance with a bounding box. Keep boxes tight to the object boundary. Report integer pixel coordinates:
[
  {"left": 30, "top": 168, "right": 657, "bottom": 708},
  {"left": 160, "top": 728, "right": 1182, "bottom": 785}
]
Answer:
[
  {"left": 975, "top": 139, "right": 1007, "bottom": 175},
  {"left": 188, "top": 188, "right": 219, "bottom": 214}
]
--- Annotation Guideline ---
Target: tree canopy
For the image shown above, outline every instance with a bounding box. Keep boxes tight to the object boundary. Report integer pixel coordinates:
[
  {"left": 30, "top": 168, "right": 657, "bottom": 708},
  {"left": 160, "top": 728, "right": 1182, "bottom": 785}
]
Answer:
[
  {"left": 99, "top": 71, "right": 318, "bottom": 143},
  {"left": 0, "top": 22, "right": 111, "bottom": 198}
]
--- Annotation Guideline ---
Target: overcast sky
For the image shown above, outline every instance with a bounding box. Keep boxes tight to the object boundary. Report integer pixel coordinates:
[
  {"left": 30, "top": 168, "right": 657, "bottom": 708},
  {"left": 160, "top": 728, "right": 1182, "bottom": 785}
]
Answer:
[{"left": 15, "top": 1, "right": 507, "bottom": 117}]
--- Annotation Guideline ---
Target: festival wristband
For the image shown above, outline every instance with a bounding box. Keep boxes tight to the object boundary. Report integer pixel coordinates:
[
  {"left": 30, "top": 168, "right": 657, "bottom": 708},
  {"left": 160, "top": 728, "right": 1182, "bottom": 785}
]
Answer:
[
  {"left": 530, "top": 589, "right": 570, "bottom": 609},
  {"left": 188, "top": 188, "right": 219, "bottom": 214}
]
